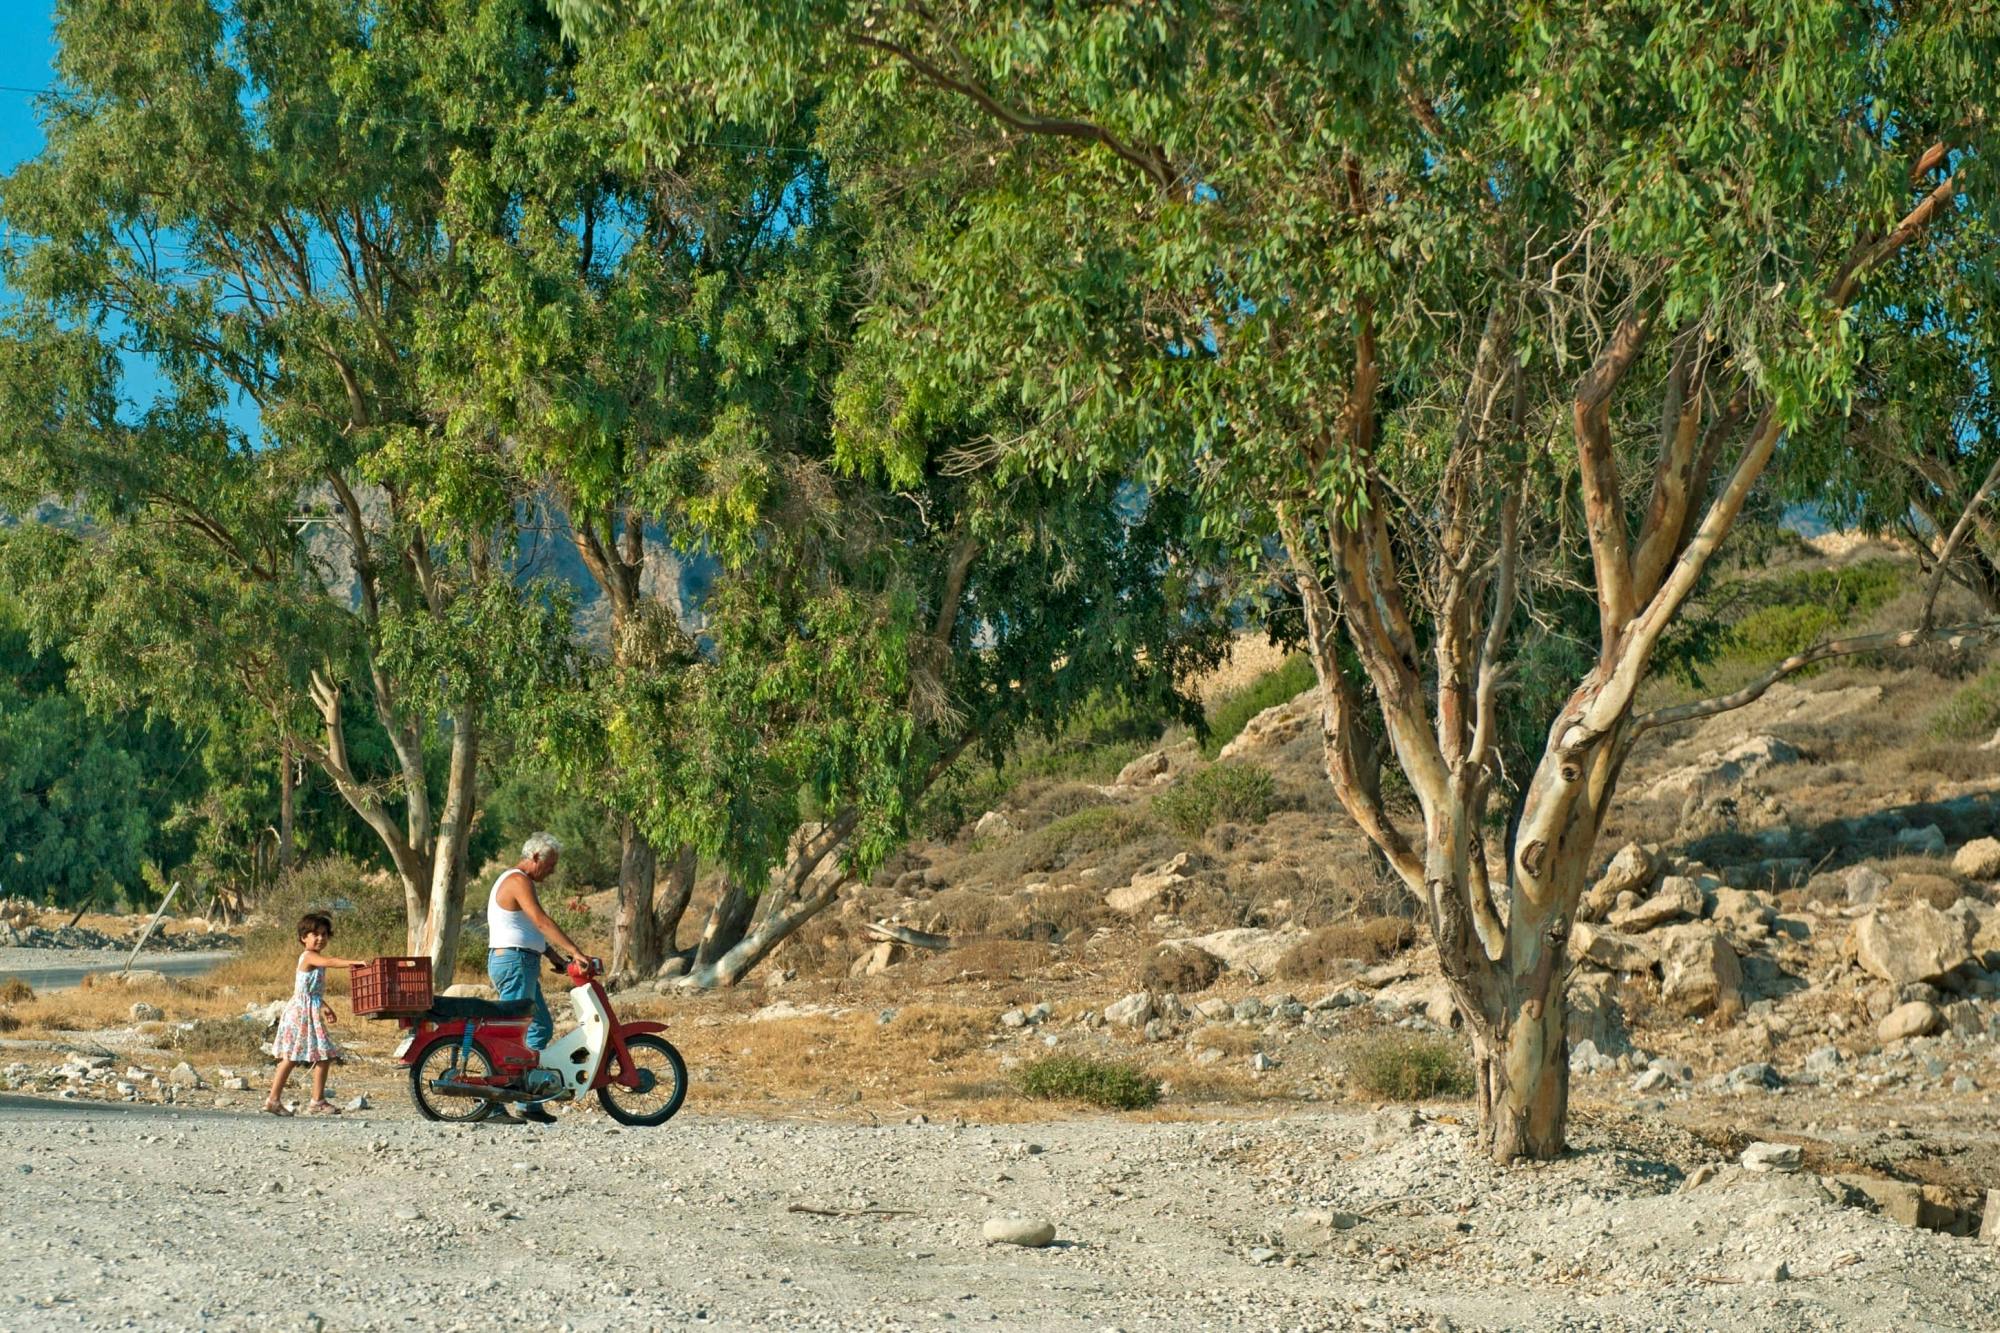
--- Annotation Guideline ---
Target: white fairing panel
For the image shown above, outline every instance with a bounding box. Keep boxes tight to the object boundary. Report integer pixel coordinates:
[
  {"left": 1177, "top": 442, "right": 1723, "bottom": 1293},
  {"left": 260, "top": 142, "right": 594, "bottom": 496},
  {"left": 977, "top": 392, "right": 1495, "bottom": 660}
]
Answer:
[{"left": 534, "top": 984, "right": 613, "bottom": 1097}]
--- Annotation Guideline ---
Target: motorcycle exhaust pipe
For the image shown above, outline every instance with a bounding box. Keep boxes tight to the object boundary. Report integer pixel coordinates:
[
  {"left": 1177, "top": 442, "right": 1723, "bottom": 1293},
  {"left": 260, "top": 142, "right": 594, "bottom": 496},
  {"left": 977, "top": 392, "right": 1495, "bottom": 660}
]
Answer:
[{"left": 429, "top": 1078, "right": 516, "bottom": 1103}]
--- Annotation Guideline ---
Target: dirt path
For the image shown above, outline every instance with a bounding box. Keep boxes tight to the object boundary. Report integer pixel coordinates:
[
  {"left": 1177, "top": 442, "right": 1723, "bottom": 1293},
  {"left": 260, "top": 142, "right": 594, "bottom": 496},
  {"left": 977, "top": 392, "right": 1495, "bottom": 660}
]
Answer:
[
  {"left": 3, "top": 1091, "right": 1994, "bottom": 1331},
  {"left": 0, "top": 948, "right": 238, "bottom": 992}
]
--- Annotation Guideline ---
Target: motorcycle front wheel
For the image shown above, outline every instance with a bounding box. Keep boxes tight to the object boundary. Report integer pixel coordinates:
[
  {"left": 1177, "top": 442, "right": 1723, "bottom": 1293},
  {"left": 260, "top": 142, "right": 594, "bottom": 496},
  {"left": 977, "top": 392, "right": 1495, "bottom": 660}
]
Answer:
[
  {"left": 596, "top": 1034, "right": 688, "bottom": 1127},
  {"left": 408, "top": 1035, "right": 501, "bottom": 1123}
]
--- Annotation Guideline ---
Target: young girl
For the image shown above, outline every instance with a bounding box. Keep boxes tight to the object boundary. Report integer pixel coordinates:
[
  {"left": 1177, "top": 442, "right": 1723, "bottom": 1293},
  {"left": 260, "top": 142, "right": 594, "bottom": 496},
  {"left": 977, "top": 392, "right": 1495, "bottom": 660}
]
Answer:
[{"left": 264, "top": 912, "right": 362, "bottom": 1117}]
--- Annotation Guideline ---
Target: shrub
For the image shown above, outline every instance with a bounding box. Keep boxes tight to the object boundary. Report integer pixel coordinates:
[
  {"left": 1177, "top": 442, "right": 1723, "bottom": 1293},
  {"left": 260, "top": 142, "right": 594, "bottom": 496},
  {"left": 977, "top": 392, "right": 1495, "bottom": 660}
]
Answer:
[
  {"left": 0, "top": 978, "right": 33, "bottom": 1004},
  {"left": 1278, "top": 918, "right": 1416, "bottom": 978},
  {"left": 1348, "top": 1033, "right": 1474, "bottom": 1101},
  {"left": 172, "top": 1017, "right": 271, "bottom": 1063},
  {"left": 1204, "top": 653, "right": 1317, "bottom": 757},
  {"left": 1152, "top": 763, "right": 1276, "bottom": 838},
  {"left": 1138, "top": 943, "right": 1223, "bottom": 993},
  {"left": 1015, "top": 1055, "right": 1160, "bottom": 1110},
  {"left": 0, "top": 1009, "right": 18, "bottom": 1033},
  {"left": 1927, "top": 666, "right": 2000, "bottom": 742},
  {"left": 1724, "top": 604, "right": 1840, "bottom": 663},
  {"left": 962, "top": 804, "right": 1166, "bottom": 884}
]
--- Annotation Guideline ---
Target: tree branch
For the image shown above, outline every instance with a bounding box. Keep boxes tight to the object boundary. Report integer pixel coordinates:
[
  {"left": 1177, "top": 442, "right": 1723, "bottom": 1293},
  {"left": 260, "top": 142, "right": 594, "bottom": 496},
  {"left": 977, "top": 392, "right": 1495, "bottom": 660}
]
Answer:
[{"left": 1633, "top": 619, "right": 2000, "bottom": 735}]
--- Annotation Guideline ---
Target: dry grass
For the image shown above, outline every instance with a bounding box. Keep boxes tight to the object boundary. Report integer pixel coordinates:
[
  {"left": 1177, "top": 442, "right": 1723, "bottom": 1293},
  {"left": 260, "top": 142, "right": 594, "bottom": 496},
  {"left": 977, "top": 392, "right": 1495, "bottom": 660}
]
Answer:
[
  {"left": 1138, "top": 943, "right": 1223, "bottom": 994},
  {"left": 1188, "top": 1023, "right": 1259, "bottom": 1055},
  {"left": 1278, "top": 918, "right": 1416, "bottom": 979},
  {"left": 1, "top": 978, "right": 34, "bottom": 1004}
]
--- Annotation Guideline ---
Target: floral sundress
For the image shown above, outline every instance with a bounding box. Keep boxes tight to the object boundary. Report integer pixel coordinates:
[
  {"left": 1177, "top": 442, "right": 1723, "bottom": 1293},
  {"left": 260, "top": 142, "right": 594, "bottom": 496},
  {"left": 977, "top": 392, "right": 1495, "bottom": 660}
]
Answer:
[{"left": 269, "top": 954, "right": 342, "bottom": 1064}]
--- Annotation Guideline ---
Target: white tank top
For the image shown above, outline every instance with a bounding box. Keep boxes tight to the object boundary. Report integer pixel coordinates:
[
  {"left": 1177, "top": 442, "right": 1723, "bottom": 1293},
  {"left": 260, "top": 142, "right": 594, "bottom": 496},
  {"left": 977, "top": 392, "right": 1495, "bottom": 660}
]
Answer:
[{"left": 487, "top": 868, "right": 547, "bottom": 952}]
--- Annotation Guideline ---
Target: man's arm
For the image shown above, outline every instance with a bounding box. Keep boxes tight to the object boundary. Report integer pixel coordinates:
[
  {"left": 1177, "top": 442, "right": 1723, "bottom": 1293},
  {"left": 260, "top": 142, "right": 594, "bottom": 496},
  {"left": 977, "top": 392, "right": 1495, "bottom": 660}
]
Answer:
[{"left": 502, "top": 871, "right": 587, "bottom": 961}]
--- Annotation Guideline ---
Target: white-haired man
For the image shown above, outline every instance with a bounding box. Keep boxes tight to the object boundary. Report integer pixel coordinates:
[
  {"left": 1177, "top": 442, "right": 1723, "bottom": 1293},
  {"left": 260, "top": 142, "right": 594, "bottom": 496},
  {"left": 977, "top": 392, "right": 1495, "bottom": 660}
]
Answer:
[{"left": 486, "top": 832, "right": 590, "bottom": 1123}]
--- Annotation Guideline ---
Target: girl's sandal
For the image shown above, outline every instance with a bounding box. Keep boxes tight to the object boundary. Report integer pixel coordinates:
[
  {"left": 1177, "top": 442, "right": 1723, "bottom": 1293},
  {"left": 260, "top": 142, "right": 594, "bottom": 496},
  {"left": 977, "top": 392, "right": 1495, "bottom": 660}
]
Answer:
[
  {"left": 261, "top": 1100, "right": 293, "bottom": 1117},
  {"left": 305, "top": 1100, "right": 342, "bottom": 1116}
]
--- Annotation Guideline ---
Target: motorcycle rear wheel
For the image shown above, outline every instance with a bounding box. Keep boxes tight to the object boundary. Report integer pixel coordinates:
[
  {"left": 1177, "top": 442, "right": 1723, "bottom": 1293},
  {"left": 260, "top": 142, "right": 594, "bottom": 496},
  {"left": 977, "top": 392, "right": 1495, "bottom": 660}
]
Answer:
[
  {"left": 596, "top": 1034, "right": 688, "bottom": 1127},
  {"left": 408, "top": 1035, "right": 501, "bottom": 1123}
]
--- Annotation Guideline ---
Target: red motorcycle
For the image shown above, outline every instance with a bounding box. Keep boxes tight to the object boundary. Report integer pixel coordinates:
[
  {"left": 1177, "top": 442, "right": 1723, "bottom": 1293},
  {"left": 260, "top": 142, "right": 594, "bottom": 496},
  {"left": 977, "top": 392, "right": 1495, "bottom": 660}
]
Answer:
[{"left": 390, "top": 954, "right": 687, "bottom": 1126}]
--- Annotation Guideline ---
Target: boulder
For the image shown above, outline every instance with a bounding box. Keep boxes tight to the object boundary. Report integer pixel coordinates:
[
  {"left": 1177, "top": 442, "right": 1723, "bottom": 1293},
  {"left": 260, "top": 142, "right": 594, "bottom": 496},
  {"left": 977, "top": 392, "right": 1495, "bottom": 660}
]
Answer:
[
  {"left": 972, "top": 810, "right": 1015, "bottom": 841},
  {"left": 1107, "top": 852, "right": 1195, "bottom": 915},
  {"left": 1216, "top": 690, "right": 1318, "bottom": 763},
  {"left": 1709, "top": 887, "right": 1776, "bottom": 939},
  {"left": 1103, "top": 993, "right": 1154, "bottom": 1027},
  {"left": 1582, "top": 843, "right": 1658, "bottom": 921},
  {"left": 851, "top": 941, "right": 909, "bottom": 977},
  {"left": 1609, "top": 874, "right": 1703, "bottom": 932},
  {"left": 1571, "top": 922, "right": 1656, "bottom": 973},
  {"left": 1839, "top": 1176, "right": 1958, "bottom": 1231},
  {"left": 1844, "top": 865, "right": 1892, "bottom": 908},
  {"left": 1658, "top": 925, "right": 1742, "bottom": 1017},
  {"left": 129, "top": 1003, "right": 164, "bottom": 1023},
  {"left": 1566, "top": 970, "right": 1631, "bottom": 1056},
  {"left": 1982, "top": 1190, "right": 2000, "bottom": 1245},
  {"left": 1896, "top": 824, "right": 1948, "bottom": 857},
  {"left": 1114, "top": 750, "right": 1173, "bottom": 788},
  {"left": 1650, "top": 734, "right": 1801, "bottom": 802},
  {"left": 1740, "top": 1142, "right": 1802, "bottom": 1173},
  {"left": 1852, "top": 903, "right": 1977, "bottom": 985},
  {"left": 1180, "top": 927, "right": 1300, "bottom": 979},
  {"left": 1877, "top": 1000, "right": 1942, "bottom": 1044},
  {"left": 1953, "top": 837, "right": 2000, "bottom": 880}
]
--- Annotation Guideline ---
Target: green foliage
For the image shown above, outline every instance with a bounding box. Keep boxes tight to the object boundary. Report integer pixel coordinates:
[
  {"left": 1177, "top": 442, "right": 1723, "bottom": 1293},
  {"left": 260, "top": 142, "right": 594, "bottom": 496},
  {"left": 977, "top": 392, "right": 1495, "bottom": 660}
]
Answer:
[
  {"left": 1203, "top": 654, "right": 1316, "bottom": 759},
  {"left": 1014, "top": 1054, "right": 1160, "bottom": 1110},
  {"left": 1927, "top": 666, "right": 2000, "bottom": 742},
  {"left": 1348, "top": 1034, "right": 1475, "bottom": 1102},
  {"left": 1151, "top": 764, "right": 1276, "bottom": 839}
]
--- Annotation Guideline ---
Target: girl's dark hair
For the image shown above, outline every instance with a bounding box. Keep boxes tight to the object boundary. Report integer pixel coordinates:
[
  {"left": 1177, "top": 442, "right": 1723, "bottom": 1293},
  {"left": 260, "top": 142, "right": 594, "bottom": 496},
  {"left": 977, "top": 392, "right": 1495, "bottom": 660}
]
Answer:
[{"left": 296, "top": 912, "right": 334, "bottom": 942}]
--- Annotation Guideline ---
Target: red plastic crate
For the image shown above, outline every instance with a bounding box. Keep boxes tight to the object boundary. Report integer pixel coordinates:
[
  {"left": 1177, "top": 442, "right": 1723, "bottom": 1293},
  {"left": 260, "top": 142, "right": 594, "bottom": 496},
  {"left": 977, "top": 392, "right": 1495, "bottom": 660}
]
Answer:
[{"left": 352, "top": 956, "right": 433, "bottom": 1017}]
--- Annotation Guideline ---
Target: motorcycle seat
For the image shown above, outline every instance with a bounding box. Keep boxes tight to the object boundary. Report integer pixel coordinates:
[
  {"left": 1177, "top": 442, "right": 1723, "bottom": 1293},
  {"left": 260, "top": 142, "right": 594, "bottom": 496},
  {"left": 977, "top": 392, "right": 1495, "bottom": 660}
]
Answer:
[{"left": 424, "top": 996, "right": 535, "bottom": 1022}]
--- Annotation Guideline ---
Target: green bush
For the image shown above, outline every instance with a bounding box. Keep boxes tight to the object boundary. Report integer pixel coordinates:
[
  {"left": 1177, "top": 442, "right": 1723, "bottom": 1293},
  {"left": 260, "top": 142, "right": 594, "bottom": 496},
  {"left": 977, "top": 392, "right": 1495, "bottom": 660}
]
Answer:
[
  {"left": 968, "top": 804, "right": 1164, "bottom": 879},
  {"left": 1348, "top": 1033, "right": 1474, "bottom": 1101},
  {"left": 1723, "top": 603, "right": 1840, "bottom": 663},
  {"left": 1152, "top": 763, "right": 1276, "bottom": 838},
  {"left": 1015, "top": 1055, "right": 1161, "bottom": 1110},
  {"left": 1203, "top": 653, "right": 1316, "bottom": 758},
  {"left": 1927, "top": 666, "right": 2000, "bottom": 742}
]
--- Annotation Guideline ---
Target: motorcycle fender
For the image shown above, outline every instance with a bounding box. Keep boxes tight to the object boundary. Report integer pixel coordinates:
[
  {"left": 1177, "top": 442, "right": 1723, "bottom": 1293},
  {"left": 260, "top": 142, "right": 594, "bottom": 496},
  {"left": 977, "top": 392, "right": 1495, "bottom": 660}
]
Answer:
[
  {"left": 616, "top": 1020, "right": 667, "bottom": 1038},
  {"left": 600, "top": 1021, "right": 667, "bottom": 1090}
]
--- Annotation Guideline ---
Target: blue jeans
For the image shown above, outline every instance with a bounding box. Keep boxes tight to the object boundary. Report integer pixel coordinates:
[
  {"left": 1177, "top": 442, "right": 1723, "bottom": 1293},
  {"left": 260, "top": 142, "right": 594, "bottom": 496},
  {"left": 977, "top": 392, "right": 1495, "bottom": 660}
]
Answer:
[{"left": 489, "top": 948, "right": 553, "bottom": 1051}]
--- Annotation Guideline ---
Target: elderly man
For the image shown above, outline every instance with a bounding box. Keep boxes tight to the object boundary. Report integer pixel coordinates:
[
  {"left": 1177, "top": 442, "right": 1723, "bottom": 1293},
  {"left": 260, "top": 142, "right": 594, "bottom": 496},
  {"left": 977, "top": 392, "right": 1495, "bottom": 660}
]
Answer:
[{"left": 486, "top": 831, "right": 592, "bottom": 1123}]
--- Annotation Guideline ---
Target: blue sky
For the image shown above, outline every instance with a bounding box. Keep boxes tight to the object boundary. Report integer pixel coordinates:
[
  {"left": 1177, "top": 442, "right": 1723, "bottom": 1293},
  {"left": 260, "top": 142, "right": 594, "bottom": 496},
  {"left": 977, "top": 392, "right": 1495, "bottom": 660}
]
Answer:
[{"left": 0, "top": 7, "right": 55, "bottom": 175}]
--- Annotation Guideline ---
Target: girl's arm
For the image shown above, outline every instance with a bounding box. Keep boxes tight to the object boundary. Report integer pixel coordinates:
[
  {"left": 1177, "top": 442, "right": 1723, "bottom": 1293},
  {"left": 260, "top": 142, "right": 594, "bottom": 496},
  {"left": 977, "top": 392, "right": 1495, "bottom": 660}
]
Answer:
[{"left": 299, "top": 950, "right": 365, "bottom": 969}]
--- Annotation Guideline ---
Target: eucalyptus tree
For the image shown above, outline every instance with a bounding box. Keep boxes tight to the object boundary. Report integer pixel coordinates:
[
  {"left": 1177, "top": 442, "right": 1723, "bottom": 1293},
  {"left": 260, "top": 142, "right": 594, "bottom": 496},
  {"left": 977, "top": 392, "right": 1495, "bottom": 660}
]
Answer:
[
  {"left": 561, "top": 0, "right": 2000, "bottom": 1157},
  {"left": 425, "top": 50, "right": 854, "bottom": 979},
  {"left": 0, "top": 0, "right": 580, "bottom": 979}
]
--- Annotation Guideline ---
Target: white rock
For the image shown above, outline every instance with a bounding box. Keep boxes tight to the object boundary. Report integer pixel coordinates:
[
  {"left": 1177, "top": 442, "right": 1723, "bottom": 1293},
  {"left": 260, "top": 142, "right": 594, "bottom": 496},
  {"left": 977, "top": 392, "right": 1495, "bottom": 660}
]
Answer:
[
  {"left": 1180, "top": 926, "right": 1299, "bottom": 978},
  {"left": 1113, "top": 750, "right": 1173, "bottom": 787},
  {"left": 1650, "top": 734, "right": 1801, "bottom": 801},
  {"left": 1852, "top": 904, "right": 1977, "bottom": 985},
  {"left": 1103, "top": 993, "right": 1154, "bottom": 1028},
  {"left": 129, "top": 1003, "right": 164, "bottom": 1022},
  {"left": 1658, "top": 925, "right": 1742, "bottom": 1017},
  {"left": 1896, "top": 824, "right": 1948, "bottom": 857},
  {"left": 1877, "top": 1000, "right": 1941, "bottom": 1044},
  {"left": 1609, "top": 875, "right": 1703, "bottom": 932},
  {"left": 166, "top": 1062, "right": 202, "bottom": 1089},
  {"left": 1741, "top": 1142, "right": 1803, "bottom": 1173},
  {"left": 1106, "top": 852, "right": 1193, "bottom": 915},
  {"left": 1844, "top": 865, "right": 1891, "bottom": 907},
  {"left": 1570, "top": 922, "right": 1656, "bottom": 972},
  {"left": 973, "top": 811, "right": 1015, "bottom": 841},
  {"left": 982, "top": 1216, "right": 1056, "bottom": 1247},
  {"left": 1953, "top": 837, "right": 2000, "bottom": 880}
]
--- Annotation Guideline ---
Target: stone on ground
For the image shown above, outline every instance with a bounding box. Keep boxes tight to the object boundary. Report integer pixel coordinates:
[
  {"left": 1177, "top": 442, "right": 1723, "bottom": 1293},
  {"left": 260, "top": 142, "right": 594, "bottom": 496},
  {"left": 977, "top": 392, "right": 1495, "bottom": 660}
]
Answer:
[
  {"left": 1740, "top": 1142, "right": 1802, "bottom": 1173},
  {"left": 1877, "top": 1000, "right": 1942, "bottom": 1043},
  {"left": 1852, "top": 903, "right": 1977, "bottom": 985},
  {"left": 1658, "top": 925, "right": 1742, "bottom": 1016},
  {"left": 982, "top": 1215, "right": 1056, "bottom": 1247},
  {"left": 1952, "top": 837, "right": 2000, "bottom": 879}
]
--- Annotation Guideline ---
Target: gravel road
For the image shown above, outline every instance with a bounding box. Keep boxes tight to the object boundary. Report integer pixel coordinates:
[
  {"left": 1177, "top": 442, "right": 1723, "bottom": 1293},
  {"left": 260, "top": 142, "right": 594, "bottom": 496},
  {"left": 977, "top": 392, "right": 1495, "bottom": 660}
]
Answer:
[
  {"left": 4, "top": 1091, "right": 1995, "bottom": 1331},
  {"left": 0, "top": 948, "right": 237, "bottom": 991}
]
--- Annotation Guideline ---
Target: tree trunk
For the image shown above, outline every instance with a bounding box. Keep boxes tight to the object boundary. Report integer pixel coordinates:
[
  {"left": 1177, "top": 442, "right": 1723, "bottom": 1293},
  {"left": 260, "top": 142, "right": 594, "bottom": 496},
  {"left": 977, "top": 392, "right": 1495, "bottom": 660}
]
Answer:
[
  {"left": 685, "top": 871, "right": 851, "bottom": 987},
  {"left": 419, "top": 708, "right": 481, "bottom": 988},
  {"left": 694, "top": 878, "right": 754, "bottom": 970},
  {"left": 1470, "top": 981, "right": 1570, "bottom": 1163},
  {"left": 277, "top": 744, "right": 296, "bottom": 872},
  {"left": 610, "top": 817, "right": 661, "bottom": 981},
  {"left": 653, "top": 843, "right": 698, "bottom": 954}
]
